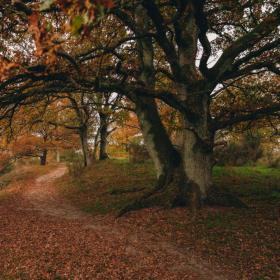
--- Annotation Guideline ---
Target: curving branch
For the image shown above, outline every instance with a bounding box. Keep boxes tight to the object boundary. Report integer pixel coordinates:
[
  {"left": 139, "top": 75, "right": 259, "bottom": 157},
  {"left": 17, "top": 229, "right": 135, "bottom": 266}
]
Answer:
[
  {"left": 214, "top": 104, "right": 280, "bottom": 130},
  {"left": 210, "top": 6, "right": 280, "bottom": 81}
]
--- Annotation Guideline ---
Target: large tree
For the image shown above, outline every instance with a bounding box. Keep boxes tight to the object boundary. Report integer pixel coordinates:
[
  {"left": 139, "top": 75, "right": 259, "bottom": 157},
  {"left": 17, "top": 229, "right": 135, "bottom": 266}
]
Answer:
[{"left": 0, "top": 0, "right": 279, "bottom": 209}]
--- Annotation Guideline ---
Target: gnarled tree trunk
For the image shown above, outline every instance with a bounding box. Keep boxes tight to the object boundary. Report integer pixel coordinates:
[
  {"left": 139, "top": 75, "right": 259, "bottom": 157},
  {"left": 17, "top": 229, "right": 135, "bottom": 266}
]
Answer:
[
  {"left": 181, "top": 93, "right": 214, "bottom": 200},
  {"left": 118, "top": 96, "right": 189, "bottom": 215},
  {"left": 120, "top": 4, "right": 216, "bottom": 215}
]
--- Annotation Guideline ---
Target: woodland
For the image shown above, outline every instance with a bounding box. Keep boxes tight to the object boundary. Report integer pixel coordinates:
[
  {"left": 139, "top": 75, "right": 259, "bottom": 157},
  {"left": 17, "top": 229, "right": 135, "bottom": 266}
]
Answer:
[{"left": 0, "top": 0, "right": 279, "bottom": 279}]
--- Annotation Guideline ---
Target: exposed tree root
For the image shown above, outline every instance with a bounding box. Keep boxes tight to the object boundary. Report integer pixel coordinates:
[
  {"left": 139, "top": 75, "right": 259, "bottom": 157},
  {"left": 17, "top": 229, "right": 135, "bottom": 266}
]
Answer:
[
  {"left": 117, "top": 190, "right": 174, "bottom": 217},
  {"left": 109, "top": 187, "right": 145, "bottom": 195},
  {"left": 117, "top": 168, "right": 200, "bottom": 217},
  {"left": 117, "top": 172, "right": 176, "bottom": 217},
  {"left": 118, "top": 184, "right": 249, "bottom": 217}
]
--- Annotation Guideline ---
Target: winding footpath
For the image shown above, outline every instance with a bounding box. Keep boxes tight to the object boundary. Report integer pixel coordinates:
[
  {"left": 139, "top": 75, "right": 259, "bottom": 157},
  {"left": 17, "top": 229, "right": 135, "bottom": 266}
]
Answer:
[{"left": 0, "top": 165, "right": 229, "bottom": 280}]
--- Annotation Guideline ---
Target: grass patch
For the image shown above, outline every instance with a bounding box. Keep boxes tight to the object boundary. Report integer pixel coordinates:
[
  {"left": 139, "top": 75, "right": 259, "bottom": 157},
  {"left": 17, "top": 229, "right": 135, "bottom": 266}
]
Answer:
[
  {"left": 61, "top": 161, "right": 280, "bottom": 215},
  {"left": 213, "top": 165, "right": 280, "bottom": 180},
  {"left": 213, "top": 165, "right": 280, "bottom": 204},
  {"left": 59, "top": 159, "right": 156, "bottom": 215}
]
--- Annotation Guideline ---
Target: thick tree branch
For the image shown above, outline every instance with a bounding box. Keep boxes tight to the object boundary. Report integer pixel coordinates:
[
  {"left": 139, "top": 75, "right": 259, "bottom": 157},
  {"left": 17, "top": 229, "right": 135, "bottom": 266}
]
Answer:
[
  {"left": 141, "top": 0, "right": 181, "bottom": 80},
  {"left": 210, "top": 6, "right": 280, "bottom": 81},
  {"left": 232, "top": 38, "right": 280, "bottom": 69},
  {"left": 214, "top": 104, "right": 280, "bottom": 130}
]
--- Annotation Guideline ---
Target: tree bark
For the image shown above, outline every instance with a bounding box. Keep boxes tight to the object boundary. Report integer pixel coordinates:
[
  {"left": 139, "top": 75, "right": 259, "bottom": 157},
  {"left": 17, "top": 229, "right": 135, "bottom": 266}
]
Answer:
[
  {"left": 40, "top": 149, "right": 48, "bottom": 166},
  {"left": 99, "top": 112, "right": 109, "bottom": 160},
  {"left": 79, "top": 125, "right": 92, "bottom": 167},
  {"left": 134, "top": 97, "right": 181, "bottom": 181},
  {"left": 182, "top": 127, "right": 214, "bottom": 199},
  {"left": 92, "top": 128, "right": 100, "bottom": 160}
]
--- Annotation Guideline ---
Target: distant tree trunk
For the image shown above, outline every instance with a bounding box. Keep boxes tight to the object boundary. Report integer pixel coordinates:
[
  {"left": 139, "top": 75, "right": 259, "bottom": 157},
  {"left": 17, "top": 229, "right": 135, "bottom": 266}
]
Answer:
[
  {"left": 79, "top": 125, "right": 92, "bottom": 167},
  {"left": 40, "top": 149, "right": 48, "bottom": 166},
  {"left": 92, "top": 128, "right": 100, "bottom": 160},
  {"left": 99, "top": 112, "right": 109, "bottom": 160},
  {"left": 56, "top": 150, "right": 60, "bottom": 163}
]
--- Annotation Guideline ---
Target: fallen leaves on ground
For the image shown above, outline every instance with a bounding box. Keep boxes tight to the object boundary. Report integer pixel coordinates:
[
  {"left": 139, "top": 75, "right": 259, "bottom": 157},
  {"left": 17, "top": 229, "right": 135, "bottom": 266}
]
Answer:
[
  {"left": 0, "top": 164, "right": 226, "bottom": 280},
  {"left": 0, "top": 162, "right": 279, "bottom": 279}
]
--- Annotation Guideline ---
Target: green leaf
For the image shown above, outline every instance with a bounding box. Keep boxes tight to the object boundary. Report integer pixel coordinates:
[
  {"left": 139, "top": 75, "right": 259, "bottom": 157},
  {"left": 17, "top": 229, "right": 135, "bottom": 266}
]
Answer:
[
  {"left": 39, "top": 0, "right": 54, "bottom": 11},
  {"left": 71, "top": 15, "right": 85, "bottom": 35}
]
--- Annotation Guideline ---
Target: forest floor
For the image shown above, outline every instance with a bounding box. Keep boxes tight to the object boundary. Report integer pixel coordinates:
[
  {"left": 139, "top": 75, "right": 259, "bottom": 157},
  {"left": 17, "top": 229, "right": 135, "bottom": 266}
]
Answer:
[{"left": 0, "top": 160, "right": 279, "bottom": 279}]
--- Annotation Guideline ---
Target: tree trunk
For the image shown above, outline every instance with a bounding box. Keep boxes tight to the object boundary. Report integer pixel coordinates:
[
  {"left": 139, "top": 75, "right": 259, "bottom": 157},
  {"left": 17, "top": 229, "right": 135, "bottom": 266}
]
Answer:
[
  {"left": 119, "top": 5, "right": 209, "bottom": 215},
  {"left": 79, "top": 125, "right": 92, "bottom": 167},
  {"left": 99, "top": 113, "right": 109, "bottom": 160},
  {"left": 93, "top": 141, "right": 99, "bottom": 160},
  {"left": 134, "top": 97, "right": 181, "bottom": 183},
  {"left": 56, "top": 150, "right": 60, "bottom": 163},
  {"left": 118, "top": 95, "right": 186, "bottom": 215},
  {"left": 92, "top": 128, "right": 100, "bottom": 160},
  {"left": 182, "top": 126, "right": 214, "bottom": 200},
  {"left": 133, "top": 5, "right": 181, "bottom": 188},
  {"left": 40, "top": 149, "right": 48, "bottom": 166}
]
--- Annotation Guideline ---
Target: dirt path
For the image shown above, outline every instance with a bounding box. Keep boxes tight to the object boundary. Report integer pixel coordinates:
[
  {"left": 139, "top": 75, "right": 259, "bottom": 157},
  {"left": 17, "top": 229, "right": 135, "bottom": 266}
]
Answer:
[
  {"left": 0, "top": 165, "right": 229, "bottom": 280},
  {"left": 23, "top": 166, "right": 90, "bottom": 221}
]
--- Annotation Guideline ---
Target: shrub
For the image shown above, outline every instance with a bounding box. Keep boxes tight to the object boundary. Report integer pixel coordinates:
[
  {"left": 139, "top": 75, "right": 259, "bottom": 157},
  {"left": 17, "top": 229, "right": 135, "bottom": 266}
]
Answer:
[
  {"left": 267, "top": 157, "right": 280, "bottom": 168},
  {"left": 62, "top": 150, "right": 85, "bottom": 176},
  {"left": 128, "top": 143, "right": 150, "bottom": 163},
  {"left": 215, "top": 132, "right": 263, "bottom": 166}
]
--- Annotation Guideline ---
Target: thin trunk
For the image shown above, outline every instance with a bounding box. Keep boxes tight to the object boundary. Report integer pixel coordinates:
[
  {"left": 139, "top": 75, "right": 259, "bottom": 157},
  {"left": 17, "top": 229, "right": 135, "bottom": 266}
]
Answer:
[
  {"left": 56, "top": 150, "right": 60, "bottom": 163},
  {"left": 40, "top": 149, "right": 48, "bottom": 166},
  {"left": 79, "top": 125, "right": 91, "bottom": 167},
  {"left": 93, "top": 141, "right": 99, "bottom": 160},
  {"left": 92, "top": 128, "right": 100, "bottom": 160},
  {"left": 99, "top": 113, "right": 109, "bottom": 160}
]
